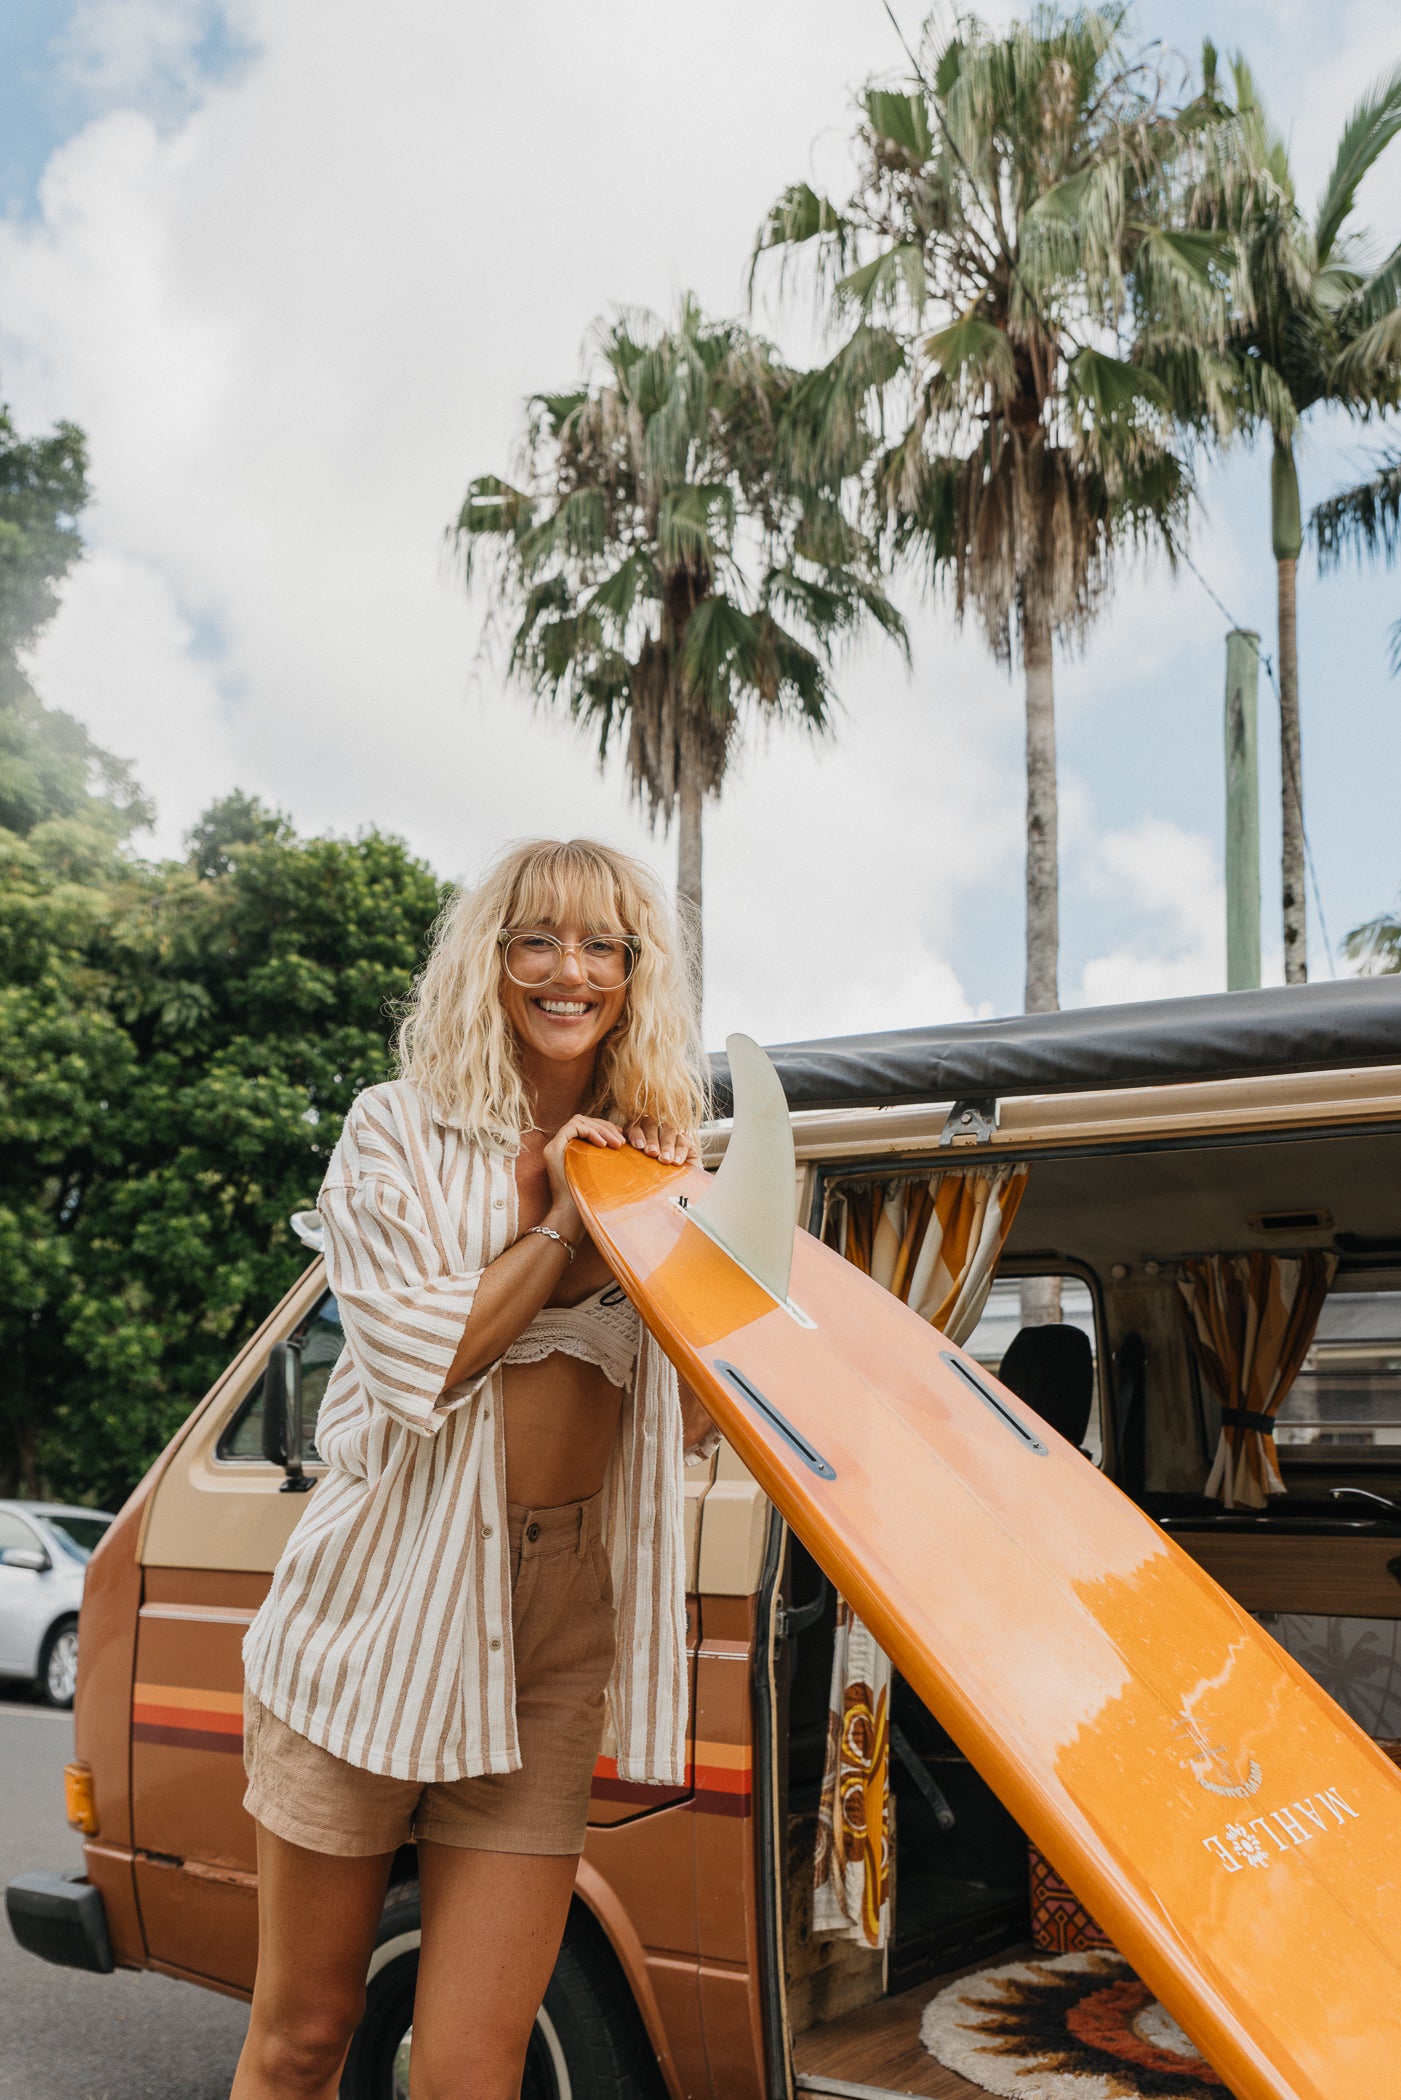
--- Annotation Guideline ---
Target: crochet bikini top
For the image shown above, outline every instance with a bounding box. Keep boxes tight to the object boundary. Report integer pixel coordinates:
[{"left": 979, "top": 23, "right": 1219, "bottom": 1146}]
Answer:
[{"left": 501, "top": 1281, "right": 640, "bottom": 1391}]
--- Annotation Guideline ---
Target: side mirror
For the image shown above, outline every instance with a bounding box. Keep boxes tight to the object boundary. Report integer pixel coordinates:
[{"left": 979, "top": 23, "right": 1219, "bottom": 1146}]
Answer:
[
  {"left": 261, "top": 1340, "right": 312, "bottom": 1494},
  {"left": 0, "top": 1546, "right": 50, "bottom": 1572}
]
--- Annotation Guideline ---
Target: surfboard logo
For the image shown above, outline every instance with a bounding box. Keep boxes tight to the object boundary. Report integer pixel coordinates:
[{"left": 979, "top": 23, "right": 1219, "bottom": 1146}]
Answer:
[{"left": 1175, "top": 1706, "right": 1262, "bottom": 1799}]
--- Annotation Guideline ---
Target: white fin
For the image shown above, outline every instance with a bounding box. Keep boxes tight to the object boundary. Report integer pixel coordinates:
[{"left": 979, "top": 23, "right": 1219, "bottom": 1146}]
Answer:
[{"left": 691, "top": 1033, "right": 797, "bottom": 1303}]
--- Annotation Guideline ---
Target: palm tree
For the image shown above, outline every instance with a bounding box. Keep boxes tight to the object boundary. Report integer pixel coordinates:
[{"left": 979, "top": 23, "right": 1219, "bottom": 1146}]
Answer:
[
  {"left": 1311, "top": 445, "right": 1401, "bottom": 977},
  {"left": 754, "top": 8, "right": 1214, "bottom": 1015},
  {"left": 453, "top": 297, "right": 905, "bottom": 984},
  {"left": 1177, "top": 54, "right": 1401, "bottom": 982}
]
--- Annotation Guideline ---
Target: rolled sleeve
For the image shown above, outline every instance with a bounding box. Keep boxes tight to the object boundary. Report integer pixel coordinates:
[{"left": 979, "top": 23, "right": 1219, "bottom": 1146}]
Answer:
[
  {"left": 685, "top": 1423, "right": 722, "bottom": 1467},
  {"left": 319, "top": 1176, "right": 492, "bottom": 1437}
]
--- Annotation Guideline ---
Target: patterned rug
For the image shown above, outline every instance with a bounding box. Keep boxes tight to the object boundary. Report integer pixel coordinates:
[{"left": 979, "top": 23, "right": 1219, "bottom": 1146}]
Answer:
[{"left": 919, "top": 1952, "right": 1224, "bottom": 2099}]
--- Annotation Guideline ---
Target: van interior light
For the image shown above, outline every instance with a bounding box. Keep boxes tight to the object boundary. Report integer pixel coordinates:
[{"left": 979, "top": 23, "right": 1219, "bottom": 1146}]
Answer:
[{"left": 64, "top": 1762, "right": 99, "bottom": 1836}]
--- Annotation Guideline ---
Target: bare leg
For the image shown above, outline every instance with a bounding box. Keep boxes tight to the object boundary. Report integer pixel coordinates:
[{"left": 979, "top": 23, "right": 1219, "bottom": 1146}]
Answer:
[
  {"left": 408, "top": 1842, "right": 579, "bottom": 2100},
  {"left": 230, "top": 1824, "right": 394, "bottom": 2100}
]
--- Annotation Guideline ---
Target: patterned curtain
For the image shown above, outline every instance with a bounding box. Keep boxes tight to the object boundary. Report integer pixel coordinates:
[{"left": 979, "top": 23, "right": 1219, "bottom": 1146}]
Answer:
[
  {"left": 812, "top": 1162, "right": 1029, "bottom": 1946},
  {"left": 1178, "top": 1252, "right": 1337, "bottom": 1510}
]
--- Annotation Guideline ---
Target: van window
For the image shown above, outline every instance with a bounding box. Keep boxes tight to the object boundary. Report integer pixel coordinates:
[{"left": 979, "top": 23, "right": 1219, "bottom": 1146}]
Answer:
[
  {"left": 963, "top": 1275, "right": 1102, "bottom": 1465},
  {"left": 1275, "top": 1280, "right": 1401, "bottom": 1454},
  {"left": 217, "top": 1293, "right": 342, "bottom": 1462}
]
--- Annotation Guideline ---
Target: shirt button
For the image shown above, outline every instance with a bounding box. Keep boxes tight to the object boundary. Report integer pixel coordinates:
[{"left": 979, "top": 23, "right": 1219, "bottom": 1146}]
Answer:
[
  {"left": 482, "top": 1524, "right": 493, "bottom": 1539},
  {"left": 489, "top": 1637, "right": 502, "bottom": 1652},
  {"left": 526, "top": 1521, "right": 541, "bottom": 1542},
  {"left": 492, "top": 1197, "right": 505, "bottom": 1210}
]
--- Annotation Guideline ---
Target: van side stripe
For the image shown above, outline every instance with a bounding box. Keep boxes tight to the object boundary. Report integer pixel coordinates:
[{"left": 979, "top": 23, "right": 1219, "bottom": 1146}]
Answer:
[{"left": 130, "top": 1687, "right": 754, "bottom": 1812}]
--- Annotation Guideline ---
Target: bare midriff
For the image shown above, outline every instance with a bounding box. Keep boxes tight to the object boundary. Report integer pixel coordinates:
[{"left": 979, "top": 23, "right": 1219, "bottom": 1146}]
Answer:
[{"left": 502, "top": 1352, "right": 624, "bottom": 1507}]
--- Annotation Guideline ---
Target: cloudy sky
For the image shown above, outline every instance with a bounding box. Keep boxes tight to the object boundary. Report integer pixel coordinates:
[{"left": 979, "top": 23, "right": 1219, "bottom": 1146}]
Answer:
[{"left": 2, "top": 0, "right": 1399, "bottom": 1047}]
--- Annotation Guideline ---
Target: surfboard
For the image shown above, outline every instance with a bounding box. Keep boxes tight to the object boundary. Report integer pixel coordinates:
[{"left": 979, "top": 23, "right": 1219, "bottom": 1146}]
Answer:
[{"left": 568, "top": 1036, "right": 1401, "bottom": 2100}]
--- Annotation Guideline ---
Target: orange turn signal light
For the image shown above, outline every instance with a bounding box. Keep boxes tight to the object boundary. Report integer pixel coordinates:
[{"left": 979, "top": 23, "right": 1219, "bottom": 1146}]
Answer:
[{"left": 64, "top": 1762, "right": 99, "bottom": 1836}]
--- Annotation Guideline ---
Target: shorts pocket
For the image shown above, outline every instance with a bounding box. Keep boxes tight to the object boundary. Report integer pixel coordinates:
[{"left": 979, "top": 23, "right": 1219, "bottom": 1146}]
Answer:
[{"left": 584, "top": 1537, "right": 614, "bottom": 1611}]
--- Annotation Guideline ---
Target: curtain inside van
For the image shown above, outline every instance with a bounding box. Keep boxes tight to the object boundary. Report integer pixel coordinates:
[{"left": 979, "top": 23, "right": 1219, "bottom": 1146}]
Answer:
[
  {"left": 1178, "top": 1251, "right": 1337, "bottom": 1509},
  {"left": 812, "top": 1162, "right": 1029, "bottom": 1947}
]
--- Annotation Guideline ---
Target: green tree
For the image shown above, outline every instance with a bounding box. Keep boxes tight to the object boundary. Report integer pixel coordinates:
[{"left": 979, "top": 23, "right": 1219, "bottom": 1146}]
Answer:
[
  {"left": 754, "top": 7, "right": 1212, "bottom": 1014},
  {"left": 0, "top": 408, "right": 89, "bottom": 674},
  {"left": 0, "top": 789, "right": 444, "bottom": 1507},
  {"left": 1179, "top": 54, "right": 1401, "bottom": 982},
  {"left": 453, "top": 295, "right": 905, "bottom": 979}
]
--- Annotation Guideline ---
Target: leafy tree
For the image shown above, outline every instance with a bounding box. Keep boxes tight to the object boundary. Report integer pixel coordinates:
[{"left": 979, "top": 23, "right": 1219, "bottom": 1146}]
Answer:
[
  {"left": 0, "top": 408, "right": 89, "bottom": 672},
  {"left": 754, "top": 7, "right": 1212, "bottom": 1013},
  {"left": 1, "top": 789, "right": 444, "bottom": 1507},
  {"left": 453, "top": 295, "right": 905, "bottom": 979},
  {"left": 1177, "top": 53, "right": 1401, "bottom": 982}
]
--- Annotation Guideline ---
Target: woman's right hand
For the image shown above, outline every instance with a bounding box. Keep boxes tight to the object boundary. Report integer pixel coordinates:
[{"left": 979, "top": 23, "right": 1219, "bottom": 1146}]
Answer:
[{"left": 542, "top": 1115, "right": 626, "bottom": 1236}]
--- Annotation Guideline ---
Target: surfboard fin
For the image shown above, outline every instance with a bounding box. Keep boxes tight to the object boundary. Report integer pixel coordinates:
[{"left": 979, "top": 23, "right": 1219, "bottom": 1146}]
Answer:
[{"left": 690, "top": 1033, "right": 797, "bottom": 1304}]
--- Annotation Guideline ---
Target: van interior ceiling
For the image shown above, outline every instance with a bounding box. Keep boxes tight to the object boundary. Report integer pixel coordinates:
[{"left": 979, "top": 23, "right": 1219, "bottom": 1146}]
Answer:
[{"left": 781, "top": 1119, "right": 1401, "bottom": 2095}]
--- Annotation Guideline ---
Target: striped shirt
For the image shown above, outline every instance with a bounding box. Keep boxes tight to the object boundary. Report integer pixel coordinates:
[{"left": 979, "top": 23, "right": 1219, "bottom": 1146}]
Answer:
[{"left": 242, "top": 1080, "right": 693, "bottom": 1786}]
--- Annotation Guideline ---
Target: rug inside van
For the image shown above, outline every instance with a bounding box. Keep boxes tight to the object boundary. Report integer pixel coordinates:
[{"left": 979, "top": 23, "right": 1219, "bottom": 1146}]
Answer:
[{"left": 919, "top": 1952, "right": 1223, "bottom": 2098}]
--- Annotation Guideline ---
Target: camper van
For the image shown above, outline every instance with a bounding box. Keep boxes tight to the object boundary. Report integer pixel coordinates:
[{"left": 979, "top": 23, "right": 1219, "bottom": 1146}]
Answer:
[{"left": 10, "top": 980, "right": 1401, "bottom": 2100}]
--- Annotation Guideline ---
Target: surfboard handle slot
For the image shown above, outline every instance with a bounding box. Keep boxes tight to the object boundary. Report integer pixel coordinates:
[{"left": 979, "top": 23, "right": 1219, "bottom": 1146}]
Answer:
[
  {"left": 714, "top": 1362, "right": 837, "bottom": 1480},
  {"left": 940, "top": 1352, "right": 1049, "bottom": 1455}
]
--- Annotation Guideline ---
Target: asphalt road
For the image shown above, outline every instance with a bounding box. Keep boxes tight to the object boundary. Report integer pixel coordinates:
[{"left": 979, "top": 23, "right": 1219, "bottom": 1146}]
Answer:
[{"left": 0, "top": 1694, "right": 249, "bottom": 2100}]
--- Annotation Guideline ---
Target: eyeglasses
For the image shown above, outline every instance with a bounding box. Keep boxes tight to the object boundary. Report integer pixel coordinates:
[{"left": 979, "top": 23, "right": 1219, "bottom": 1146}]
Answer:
[{"left": 499, "top": 929, "right": 639, "bottom": 990}]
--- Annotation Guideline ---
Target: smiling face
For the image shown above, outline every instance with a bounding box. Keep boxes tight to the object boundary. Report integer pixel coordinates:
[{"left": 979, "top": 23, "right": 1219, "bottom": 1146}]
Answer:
[{"left": 498, "top": 921, "right": 631, "bottom": 1077}]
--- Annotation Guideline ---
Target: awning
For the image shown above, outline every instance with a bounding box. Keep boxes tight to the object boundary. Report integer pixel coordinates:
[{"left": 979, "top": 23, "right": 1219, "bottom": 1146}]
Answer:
[{"left": 709, "top": 978, "right": 1401, "bottom": 1116}]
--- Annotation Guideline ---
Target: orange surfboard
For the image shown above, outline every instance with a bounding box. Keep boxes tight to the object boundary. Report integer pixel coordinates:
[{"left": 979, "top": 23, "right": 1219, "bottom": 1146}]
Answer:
[{"left": 568, "top": 1039, "right": 1401, "bottom": 2100}]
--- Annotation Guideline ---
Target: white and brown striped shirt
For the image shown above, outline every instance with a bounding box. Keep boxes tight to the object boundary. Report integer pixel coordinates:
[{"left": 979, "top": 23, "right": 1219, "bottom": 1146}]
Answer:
[{"left": 242, "top": 1080, "right": 693, "bottom": 1786}]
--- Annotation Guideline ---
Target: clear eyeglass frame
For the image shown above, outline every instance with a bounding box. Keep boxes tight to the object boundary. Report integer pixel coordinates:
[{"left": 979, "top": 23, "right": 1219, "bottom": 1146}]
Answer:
[{"left": 498, "top": 929, "right": 639, "bottom": 990}]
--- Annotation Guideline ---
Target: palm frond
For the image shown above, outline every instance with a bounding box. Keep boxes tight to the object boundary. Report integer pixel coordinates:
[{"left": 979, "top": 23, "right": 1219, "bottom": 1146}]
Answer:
[
  {"left": 1312, "top": 449, "right": 1401, "bottom": 571},
  {"left": 837, "top": 243, "right": 927, "bottom": 318},
  {"left": 862, "top": 88, "right": 933, "bottom": 165},
  {"left": 918, "top": 314, "right": 1017, "bottom": 410},
  {"left": 1343, "top": 903, "right": 1401, "bottom": 972},
  {"left": 1315, "top": 59, "right": 1401, "bottom": 266},
  {"left": 453, "top": 475, "right": 533, "bottom": 547},
  {"left": 658, "top": 483, "right": 735, "bottom": 572},
  {"left": 587, "top": 552, "right": 659, "bottom": 634}
]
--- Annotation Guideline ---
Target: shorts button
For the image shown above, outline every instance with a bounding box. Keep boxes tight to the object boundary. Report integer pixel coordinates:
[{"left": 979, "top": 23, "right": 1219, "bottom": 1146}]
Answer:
[
  {"left": 489, "top": 1637, "right": 502, "bottom": 1652},
  {"left": 526, "top": 1522, "right": 541, "bottom": 1542}
]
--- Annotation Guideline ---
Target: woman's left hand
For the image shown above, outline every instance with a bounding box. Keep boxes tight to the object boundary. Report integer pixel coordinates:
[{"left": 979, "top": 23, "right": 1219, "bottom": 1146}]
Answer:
[{"left": 624, "top": 1117, "right": 701, "bottom": 1167}]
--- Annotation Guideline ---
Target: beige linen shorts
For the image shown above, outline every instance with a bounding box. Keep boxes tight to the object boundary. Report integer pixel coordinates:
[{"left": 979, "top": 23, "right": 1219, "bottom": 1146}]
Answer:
[{"left": 243, "top": 1491, "right": 615, "bottom": 1858}]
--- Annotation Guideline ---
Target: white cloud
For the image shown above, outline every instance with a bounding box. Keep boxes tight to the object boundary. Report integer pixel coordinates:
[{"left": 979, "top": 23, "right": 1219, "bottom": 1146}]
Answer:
[
  {"left": 2, "top": 0, "right": 1395, "bottom": 1051},
  {"left": 1072, "top": 818, "right": 1227, "bottom": 1007}
]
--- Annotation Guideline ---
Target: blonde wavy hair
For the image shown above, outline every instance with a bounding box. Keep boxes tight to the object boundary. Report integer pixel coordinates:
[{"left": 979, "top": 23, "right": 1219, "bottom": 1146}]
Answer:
[{"left": 396, "top": 838, "right": 707, "bottom": 1146}]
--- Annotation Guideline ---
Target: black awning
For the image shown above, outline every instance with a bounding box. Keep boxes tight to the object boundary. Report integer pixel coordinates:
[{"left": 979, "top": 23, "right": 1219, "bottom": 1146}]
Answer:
[{"left": 709, "top": 978, "right": 1401, "bottom": 1116}]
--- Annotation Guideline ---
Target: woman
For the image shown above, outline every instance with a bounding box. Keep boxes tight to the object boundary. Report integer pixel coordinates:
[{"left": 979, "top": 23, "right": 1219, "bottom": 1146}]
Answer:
[{"left": 233, "top": 838, "right": 715, "bottom": 2100}]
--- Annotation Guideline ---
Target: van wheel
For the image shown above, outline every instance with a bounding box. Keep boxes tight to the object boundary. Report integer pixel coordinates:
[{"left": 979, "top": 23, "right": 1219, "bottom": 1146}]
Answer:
[
  {"left": 38, "top": 1619, "right": 79, "bottom": 1708},
  {"left": 339, "top": 1883, "right": 665, "bottom": 2100}
]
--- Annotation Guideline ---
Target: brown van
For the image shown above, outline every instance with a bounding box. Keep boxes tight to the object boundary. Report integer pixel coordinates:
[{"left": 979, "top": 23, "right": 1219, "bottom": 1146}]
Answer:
[{"left": 10, "top": 980, "right": 1401, "bottom": 2100}]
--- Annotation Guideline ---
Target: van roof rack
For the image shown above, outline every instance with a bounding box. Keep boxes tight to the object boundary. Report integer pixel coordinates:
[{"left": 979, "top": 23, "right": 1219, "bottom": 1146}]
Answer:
[{"left": 710, "top": 978, "right": 1401, "bottom": 1116}]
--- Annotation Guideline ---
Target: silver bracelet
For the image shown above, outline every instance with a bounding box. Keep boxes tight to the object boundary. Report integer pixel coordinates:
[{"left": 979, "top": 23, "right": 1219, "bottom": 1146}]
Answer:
[{"left": 524, "top": 1224, "right": 575, "bottom": 1263}]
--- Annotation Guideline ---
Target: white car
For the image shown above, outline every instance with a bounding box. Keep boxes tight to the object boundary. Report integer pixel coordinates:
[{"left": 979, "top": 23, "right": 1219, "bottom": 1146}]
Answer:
[{"left": 0, "top": 1502, "right": 115, "bottom": 1708}]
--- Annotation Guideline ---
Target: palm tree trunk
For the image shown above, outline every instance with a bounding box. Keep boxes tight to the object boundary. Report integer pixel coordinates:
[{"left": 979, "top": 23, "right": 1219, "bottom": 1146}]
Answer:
[
  {"left": 1022, "top": 604, "right": 1059, "bottom": 1015},
  {"left": 677, "top": 770, "right": 703, "bottom": 994},
  {"left": 1276, "top": 556, "right": 1307, "bottom": 984},
  {"left": 1020, "top": 603, "right": 1061, "bottom": 1329},
  {"left": 1271, "top": 436, "right": 1307, "bottom": 985}
]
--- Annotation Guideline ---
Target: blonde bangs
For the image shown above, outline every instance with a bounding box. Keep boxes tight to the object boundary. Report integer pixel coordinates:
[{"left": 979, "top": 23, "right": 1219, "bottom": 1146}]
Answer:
[{"left": 396, "top": 838, "right": 707, "bottom": 1147}]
